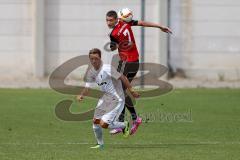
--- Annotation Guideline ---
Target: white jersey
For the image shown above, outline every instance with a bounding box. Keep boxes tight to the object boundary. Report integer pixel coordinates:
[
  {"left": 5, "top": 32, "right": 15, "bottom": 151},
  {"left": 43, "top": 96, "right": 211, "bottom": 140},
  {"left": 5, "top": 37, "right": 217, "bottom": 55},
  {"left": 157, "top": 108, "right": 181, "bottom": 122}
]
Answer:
[{"left": 85, "top": 64, "right": 124, "bottom": 99}]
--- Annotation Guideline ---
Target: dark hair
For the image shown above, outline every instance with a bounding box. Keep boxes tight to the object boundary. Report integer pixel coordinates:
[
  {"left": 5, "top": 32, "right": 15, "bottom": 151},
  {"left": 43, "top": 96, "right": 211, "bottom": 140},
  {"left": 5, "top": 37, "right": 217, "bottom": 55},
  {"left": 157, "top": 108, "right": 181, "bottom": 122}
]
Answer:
[
  {"left": 89, "top": 48, "right": 101, "bottom": 58},
  {"left": 106, "top": 10, "right": 118, "bottom": 19}
]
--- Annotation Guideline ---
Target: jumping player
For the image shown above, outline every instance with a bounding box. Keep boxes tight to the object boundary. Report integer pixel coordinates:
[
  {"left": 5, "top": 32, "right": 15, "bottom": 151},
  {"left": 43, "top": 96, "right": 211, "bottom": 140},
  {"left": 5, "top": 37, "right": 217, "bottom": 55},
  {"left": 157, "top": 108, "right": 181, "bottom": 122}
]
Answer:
[{"left": 106, "top": 10, "right": 172, "bottom": 135}]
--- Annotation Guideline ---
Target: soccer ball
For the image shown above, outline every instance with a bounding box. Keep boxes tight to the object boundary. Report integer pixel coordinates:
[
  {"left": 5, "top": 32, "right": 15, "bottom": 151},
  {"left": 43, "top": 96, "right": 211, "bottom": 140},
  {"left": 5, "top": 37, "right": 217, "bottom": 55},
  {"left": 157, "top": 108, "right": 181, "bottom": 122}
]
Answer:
[{"left": 118, "top": 8, "right": 133, "bottom": 22}]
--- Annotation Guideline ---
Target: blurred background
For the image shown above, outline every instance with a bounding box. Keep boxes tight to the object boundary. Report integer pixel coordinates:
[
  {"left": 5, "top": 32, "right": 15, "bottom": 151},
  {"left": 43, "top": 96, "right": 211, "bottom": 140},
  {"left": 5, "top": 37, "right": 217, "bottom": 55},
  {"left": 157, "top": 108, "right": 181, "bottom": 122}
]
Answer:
[{"left": 0, "top": 0, "right": 239, "bottom": 88}]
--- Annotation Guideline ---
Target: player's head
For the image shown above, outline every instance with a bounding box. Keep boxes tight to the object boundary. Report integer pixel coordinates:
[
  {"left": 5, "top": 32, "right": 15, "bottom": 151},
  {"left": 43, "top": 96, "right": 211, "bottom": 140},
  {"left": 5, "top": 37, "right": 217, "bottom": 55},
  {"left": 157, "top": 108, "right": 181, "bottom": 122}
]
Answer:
[
  {"left": 106, "top": 10, "right": 118, "bottom": 29},
  {"left": 89, "top": 48, "right": 102, "bottom": 70}
]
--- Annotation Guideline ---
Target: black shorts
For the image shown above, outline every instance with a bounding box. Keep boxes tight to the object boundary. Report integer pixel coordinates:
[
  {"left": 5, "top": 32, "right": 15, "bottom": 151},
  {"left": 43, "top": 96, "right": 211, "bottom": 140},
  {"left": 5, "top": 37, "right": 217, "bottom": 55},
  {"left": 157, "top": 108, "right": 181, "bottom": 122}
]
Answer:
[{"left": 117, "top": 60, "right": 139, "bottom": 83}]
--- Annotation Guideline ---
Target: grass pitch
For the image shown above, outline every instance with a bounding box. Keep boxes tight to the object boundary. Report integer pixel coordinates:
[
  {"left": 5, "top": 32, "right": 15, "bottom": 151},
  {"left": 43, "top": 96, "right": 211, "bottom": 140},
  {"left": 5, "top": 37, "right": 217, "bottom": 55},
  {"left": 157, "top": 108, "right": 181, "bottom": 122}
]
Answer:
[{"left": 0, "top": 88, "right": 240, "bottom": 160}]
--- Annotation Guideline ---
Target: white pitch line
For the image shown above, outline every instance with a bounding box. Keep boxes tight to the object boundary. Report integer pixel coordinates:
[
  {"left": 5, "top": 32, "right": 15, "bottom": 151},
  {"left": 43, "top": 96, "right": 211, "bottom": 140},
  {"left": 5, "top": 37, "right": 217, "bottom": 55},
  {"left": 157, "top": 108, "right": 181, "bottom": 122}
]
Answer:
[{"left": 1, "top": 141, "right": 240, "bottom": 145}]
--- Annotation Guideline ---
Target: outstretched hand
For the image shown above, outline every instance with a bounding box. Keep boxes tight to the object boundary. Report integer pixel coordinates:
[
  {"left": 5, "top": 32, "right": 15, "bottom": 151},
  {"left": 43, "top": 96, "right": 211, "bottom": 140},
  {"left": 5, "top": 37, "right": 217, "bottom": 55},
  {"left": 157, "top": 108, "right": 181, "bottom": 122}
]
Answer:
[
  {"left": 160, "top": 26, "right": 172, "bottom": 34},
  {"left": 76, "top": 95, "right": 84, "bottom": 102},
  {"left": 129, "top": 89, "right": 140, "bottom": 98}
]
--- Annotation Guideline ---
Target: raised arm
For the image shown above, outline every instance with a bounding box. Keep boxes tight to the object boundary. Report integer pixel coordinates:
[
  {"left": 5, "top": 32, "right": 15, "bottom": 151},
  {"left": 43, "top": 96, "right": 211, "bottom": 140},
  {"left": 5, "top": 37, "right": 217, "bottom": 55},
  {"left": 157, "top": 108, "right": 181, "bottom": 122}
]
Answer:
[
  {"left": 119, "top": 75, "right": 139, "bottom": 98},
  {"left": 76, "top": 87, "right": 89, "bottom": 101},
  {"left": 137, "top": 20, "right": 172, "bottom": 34}
]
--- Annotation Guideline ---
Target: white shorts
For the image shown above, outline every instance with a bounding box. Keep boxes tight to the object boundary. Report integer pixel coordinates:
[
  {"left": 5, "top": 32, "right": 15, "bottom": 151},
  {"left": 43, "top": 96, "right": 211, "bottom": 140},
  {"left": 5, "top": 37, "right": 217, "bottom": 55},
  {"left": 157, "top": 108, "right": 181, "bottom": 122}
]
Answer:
[{"left": 94, "top": 94, "right": 124, "bottom": 124}]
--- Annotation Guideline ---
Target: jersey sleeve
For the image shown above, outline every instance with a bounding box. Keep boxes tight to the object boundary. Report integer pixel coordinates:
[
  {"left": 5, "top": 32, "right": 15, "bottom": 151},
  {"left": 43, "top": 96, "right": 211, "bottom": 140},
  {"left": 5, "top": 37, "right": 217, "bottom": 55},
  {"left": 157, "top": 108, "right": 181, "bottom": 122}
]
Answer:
[
  {"left": 129, "top": 20, "right": 138, "bottom": 26},
  {"left": 110, "top": 34, "right": 118, "bottom": 43},
  {"left": 110, "top": 35, "right": 118, "bottom": 50},
  {"left": 105, "top": 65, "right": 122, "bottom": 80},
  {"left": 110, "top": 34, "right": 118, "bottom": 50}
]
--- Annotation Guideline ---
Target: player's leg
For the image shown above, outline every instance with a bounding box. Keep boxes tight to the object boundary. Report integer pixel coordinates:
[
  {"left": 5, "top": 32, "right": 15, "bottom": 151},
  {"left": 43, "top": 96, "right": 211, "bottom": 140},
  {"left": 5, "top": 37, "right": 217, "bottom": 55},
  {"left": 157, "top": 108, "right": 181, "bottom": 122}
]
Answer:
[
  {"left": 91, "top": 118, "right": 104, "bottom": 149},
  {"left": 116, "top": 60, "right": 127, "bottom": 122},
  {"left": 100, "top": 119, "right": 125, "bottom": 130},
  {"left": 111, "top": 60, "right": 141, "bottom": 135},
  {"left": 101, "top": 119, "right": 130, "bottom": 137},
  {"left": 116, "top": 60, "right": 137, "bottom": 122},
  {"left": 101, "top": 98, "right": 125, "bottom": 129},
  {"left": 101, "top": 98, "right": 130, "bottom": 137},
  {"left": 90, "top": 98, "right": 106, "bottom": 149},
  {"left": 124, "top": 61, "right": 142, "bottom": 135},
  {"left": 125, "top": 88, "right": 142, "bottom": 135},
  {"left": 124, "top": 61, "right": 139, "bottom": 120},
  {"left": 117, "top": 106, "right": 125, "bottom": 122}
]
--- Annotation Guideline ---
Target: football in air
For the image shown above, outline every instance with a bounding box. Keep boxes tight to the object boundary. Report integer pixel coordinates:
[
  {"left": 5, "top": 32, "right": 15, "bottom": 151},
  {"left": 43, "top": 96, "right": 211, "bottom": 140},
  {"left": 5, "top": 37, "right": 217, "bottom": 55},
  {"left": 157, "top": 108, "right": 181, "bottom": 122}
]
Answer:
[{"left": 118, "top": 8, "right": 133, "bottom": 22}]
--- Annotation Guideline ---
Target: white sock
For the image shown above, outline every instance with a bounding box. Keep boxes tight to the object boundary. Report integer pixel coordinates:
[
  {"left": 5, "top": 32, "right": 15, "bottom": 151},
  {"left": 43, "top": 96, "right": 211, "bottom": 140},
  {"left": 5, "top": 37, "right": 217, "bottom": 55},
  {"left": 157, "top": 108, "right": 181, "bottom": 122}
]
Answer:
[
  {"left": 92, "top": 124, "right": 103, "bottom": 145},
  {"left": 108, "top": 121, "right": 125, "bottom": 129}
]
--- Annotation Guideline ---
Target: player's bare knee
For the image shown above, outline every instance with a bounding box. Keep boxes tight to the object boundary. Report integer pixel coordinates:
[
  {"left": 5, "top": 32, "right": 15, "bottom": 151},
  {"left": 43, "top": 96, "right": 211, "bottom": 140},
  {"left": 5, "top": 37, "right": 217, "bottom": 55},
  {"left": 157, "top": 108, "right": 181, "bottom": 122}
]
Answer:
[
  {"left": 100, "top": 120, "right": 109, "bottom": 129},
  {"left": 93, "top": 118, "right": 100, "bottom": 124}
]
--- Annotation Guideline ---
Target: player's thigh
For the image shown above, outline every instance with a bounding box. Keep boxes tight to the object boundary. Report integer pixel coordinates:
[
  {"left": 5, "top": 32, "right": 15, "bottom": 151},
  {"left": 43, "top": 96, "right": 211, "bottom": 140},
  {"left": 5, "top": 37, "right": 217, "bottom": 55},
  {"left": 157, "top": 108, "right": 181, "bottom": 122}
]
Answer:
[
  {"left": 101, "top": 98, "right": 124, "bottom": 124},
  {"left": 117, "top": 60, "right": 124, "bottom": 73},
  {"left": 94, "top": 95, "right": 118, "bottom": 120},
  {"left": 124, "top": 61, "right": 139, "bottom": 82}
]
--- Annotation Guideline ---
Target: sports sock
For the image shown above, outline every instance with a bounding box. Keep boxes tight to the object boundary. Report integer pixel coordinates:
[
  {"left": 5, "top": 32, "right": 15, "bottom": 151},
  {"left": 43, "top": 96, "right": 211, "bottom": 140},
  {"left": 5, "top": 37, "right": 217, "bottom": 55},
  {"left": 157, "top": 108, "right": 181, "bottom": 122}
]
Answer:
[
  {"left": 118, "top": 107, "right": 125, "bottom": 122},
  {"left": 108, "top": 121, "right": 125, "bottom": 129},
  {"left": 92, "top": 124, "right": 103, "bottom": 145},
  {"left": 125, "top": 95, "right": 137, "bottom": 121},
  {"left": 126, "top": 106, "right": 137, "bottom": 121}
]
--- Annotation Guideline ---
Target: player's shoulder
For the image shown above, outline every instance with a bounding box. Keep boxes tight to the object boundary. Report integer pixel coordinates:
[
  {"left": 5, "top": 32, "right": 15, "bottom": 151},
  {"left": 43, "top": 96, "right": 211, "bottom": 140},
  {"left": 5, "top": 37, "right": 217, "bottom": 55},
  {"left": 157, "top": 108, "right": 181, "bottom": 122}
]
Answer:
[
  {"left": 111, "top": 21, "right": 124, "bottom": 34},
  {"left": 129, "top": 19, "right": 138, "bottom": 26},
  {"left": 120, "top": 19, "right": 138, "bottom": 26},
  {"left": 111, "top": 20, "right": 135, "bottom": 36},
  {"left": 100, "top": 64, "right": 111, "bottom": 76},
  {"left": 102, "top": 64, "right": 117, "bottom": 73},
  {"left": 86, "top": 66, "right": 97, "bottom": 77},
  {"left": 116, "top": 21, "right": 130, "bottom": 29},
  {"left": 102, "top": 64, "right": 112, "bottom": 70}
]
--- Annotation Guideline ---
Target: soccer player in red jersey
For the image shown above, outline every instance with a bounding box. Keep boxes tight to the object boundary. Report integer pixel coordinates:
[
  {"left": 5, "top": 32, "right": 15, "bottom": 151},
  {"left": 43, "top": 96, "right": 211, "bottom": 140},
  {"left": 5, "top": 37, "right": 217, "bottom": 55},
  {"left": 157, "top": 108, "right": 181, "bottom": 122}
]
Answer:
[{"left": 106, "top": 10, "right": 172, "bottom": 135}]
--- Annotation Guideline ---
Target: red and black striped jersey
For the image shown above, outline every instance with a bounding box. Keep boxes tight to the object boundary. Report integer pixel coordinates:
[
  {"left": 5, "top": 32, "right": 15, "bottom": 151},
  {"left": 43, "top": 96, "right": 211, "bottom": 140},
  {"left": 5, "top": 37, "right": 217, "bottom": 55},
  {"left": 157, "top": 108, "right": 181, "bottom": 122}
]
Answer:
[{"left": 109, "top": 20, "right": 139, "bottom": 62}]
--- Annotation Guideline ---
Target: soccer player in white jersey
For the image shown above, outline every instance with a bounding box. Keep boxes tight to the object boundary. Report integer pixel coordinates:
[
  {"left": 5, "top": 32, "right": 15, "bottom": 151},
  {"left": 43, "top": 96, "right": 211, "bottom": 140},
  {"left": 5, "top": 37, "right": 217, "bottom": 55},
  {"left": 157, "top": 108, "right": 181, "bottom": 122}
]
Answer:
[{"left": 76, "top": 48, "right": 139, "bottom": 149}]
